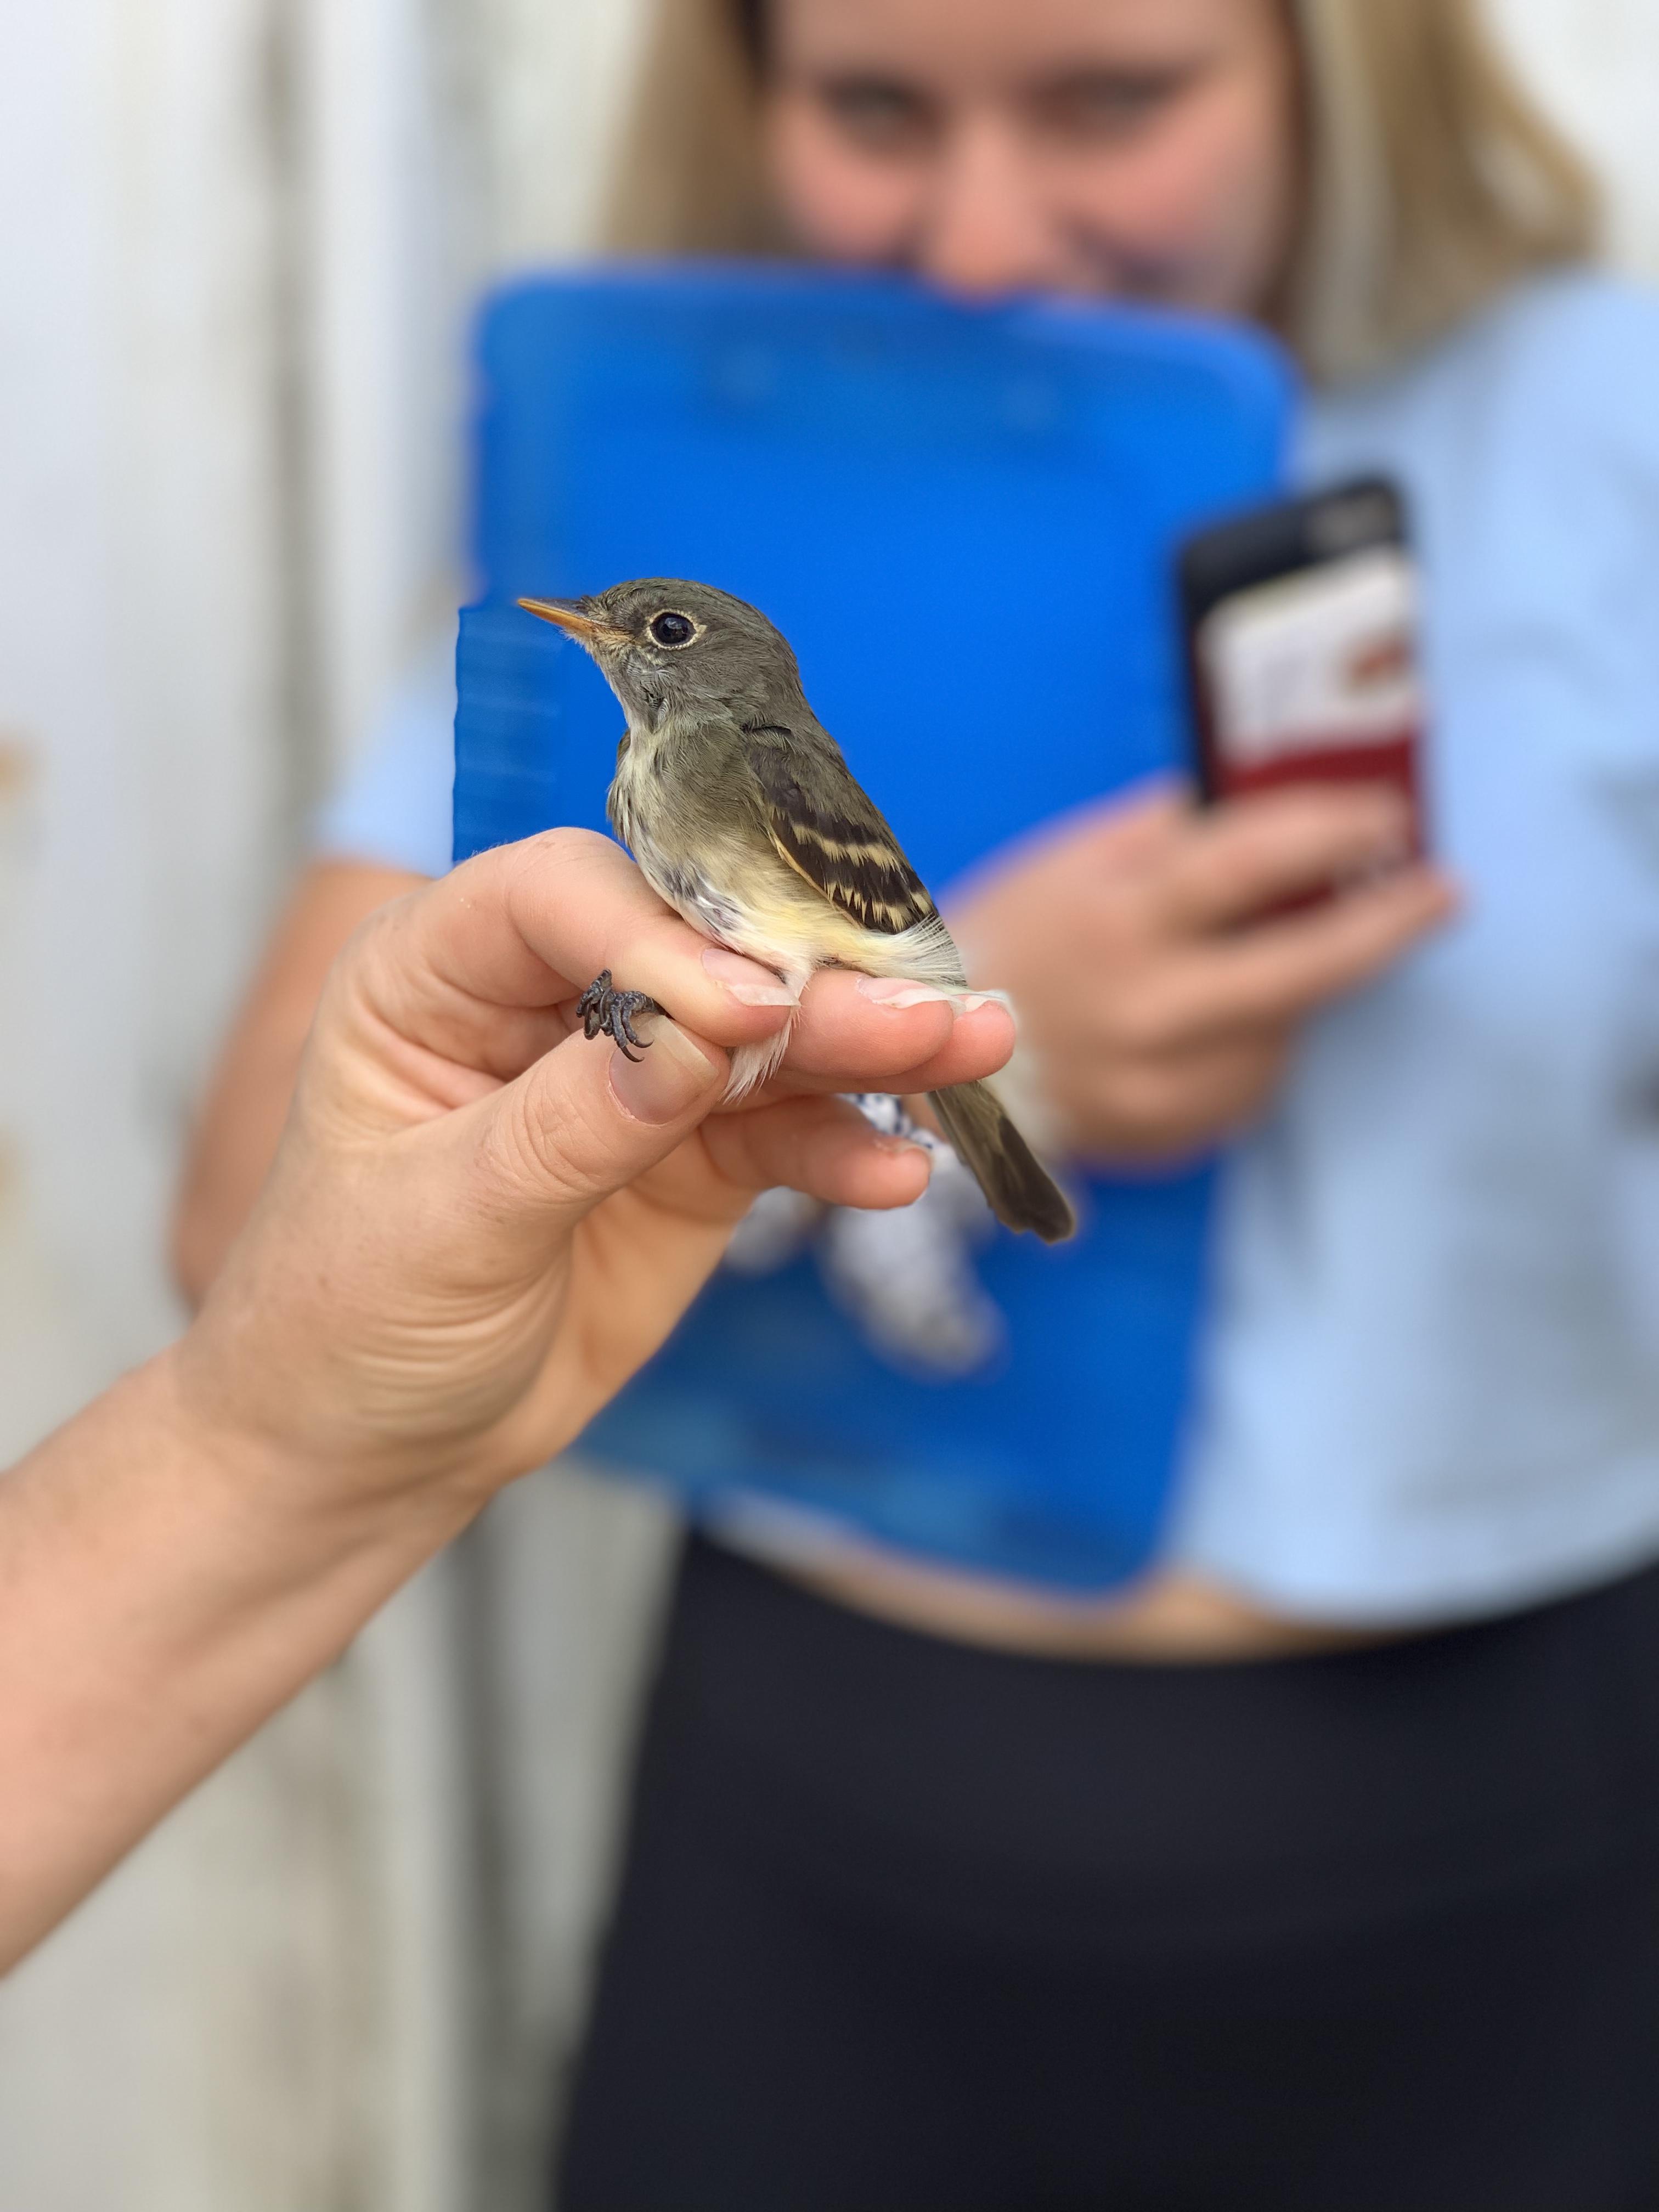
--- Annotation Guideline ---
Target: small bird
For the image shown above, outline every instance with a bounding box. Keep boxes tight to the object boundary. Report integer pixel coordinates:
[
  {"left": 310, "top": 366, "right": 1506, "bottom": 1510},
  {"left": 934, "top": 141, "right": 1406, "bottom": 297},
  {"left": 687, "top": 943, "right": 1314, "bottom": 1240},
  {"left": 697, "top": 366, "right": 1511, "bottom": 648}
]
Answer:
[{"left": 520, "top": 578, "right": 1075, "bottom": 1243}]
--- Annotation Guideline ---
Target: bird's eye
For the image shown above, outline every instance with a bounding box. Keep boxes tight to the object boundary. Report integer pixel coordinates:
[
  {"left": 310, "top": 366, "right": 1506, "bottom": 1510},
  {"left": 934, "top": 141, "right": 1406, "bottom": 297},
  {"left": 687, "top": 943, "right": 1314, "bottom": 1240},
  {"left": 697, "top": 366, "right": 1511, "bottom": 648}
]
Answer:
[{"left": 648, "top": 611, "right": 696, "bottom": 648}]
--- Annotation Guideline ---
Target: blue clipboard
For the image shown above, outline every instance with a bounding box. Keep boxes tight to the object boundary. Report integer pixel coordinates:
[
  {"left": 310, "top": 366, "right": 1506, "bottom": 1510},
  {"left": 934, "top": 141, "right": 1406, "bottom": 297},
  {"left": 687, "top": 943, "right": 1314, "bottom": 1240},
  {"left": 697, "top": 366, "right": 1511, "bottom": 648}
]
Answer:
[{"left": 455, "top": 263, "right": 1293, "bottom": 1589}]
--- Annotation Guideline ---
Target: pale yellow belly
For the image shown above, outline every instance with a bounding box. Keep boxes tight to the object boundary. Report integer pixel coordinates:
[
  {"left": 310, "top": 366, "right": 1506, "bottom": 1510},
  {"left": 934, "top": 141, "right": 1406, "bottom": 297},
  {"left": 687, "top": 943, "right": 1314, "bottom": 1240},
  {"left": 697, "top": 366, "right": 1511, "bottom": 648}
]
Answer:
[{"left": 632, "top": 826, "right": 953, "bottom": 990}]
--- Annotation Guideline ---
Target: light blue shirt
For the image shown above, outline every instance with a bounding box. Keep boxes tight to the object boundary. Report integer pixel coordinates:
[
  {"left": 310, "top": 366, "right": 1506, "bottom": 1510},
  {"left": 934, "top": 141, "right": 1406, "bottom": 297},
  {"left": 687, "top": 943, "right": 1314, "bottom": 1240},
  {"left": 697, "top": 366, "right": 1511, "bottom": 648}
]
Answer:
[
  {"left": 1172, "top": 270, "right": 1659, "bottom": 1622},
  {"left": 318, "top": 270, "right": 1659, "bottom": 1624},
  {"left": 317, "top": 627, "right": 458, "bottom": 880}
]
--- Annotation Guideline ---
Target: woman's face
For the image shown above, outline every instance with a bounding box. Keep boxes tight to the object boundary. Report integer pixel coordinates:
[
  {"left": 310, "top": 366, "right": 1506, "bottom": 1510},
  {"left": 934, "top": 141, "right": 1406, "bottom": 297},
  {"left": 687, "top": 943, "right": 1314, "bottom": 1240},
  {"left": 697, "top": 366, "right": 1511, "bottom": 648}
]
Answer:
[{"left": 760, "top": 0, "right": 1301, "bottom": 318}]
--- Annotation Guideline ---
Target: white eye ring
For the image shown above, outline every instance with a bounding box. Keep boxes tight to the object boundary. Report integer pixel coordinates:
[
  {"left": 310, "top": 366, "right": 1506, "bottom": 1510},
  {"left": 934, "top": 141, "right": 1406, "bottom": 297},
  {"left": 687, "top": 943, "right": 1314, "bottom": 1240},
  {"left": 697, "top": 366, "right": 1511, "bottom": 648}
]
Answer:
[{"left": 648, "top": 610, "right": 698, "bottom": 649}]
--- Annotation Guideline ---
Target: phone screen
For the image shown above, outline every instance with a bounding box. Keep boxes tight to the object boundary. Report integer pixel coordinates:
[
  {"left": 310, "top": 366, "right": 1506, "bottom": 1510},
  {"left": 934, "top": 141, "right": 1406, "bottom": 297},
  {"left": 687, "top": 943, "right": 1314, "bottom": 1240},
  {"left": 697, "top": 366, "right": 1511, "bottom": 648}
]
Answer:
[{"left": 1178, "top": 478, "right": 1426, "bottom": 853}]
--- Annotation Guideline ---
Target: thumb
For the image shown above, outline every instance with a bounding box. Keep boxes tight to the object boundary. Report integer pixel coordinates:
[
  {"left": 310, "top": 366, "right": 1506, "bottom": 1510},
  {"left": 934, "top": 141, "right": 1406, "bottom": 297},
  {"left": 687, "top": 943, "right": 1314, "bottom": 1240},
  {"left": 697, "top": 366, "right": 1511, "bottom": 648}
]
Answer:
[{"left": 473, "top": 1009, "right": 727, "bottom": 1226}]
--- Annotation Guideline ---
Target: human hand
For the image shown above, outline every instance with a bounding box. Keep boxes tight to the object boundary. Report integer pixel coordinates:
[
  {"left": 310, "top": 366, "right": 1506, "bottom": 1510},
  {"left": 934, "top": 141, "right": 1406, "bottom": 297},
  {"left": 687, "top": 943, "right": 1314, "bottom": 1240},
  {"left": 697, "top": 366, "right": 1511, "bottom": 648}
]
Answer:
[
  {"left": 176, "top": 829, "right": 1013, "bottom": 1509},
  {"left": 948, "top": 781, "right": 1457, "bottom": 1163}
]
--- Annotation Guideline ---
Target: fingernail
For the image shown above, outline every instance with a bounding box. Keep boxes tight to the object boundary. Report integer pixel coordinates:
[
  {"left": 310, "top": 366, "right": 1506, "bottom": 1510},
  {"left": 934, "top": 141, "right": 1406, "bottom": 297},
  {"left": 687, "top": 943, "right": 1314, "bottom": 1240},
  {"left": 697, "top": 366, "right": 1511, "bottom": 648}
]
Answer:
[
  {"left": 608, "top": 1014, "right": 721, "bottom": 1125},
  {"left": 702, "top": 945, "right": 797, "bottom": 1007},
  {"left": 857, "top": 976, "right": 956, "bottom": 1011},
  {"left": 872, "top": 1133, "right": 933, "bottom": 1160}
]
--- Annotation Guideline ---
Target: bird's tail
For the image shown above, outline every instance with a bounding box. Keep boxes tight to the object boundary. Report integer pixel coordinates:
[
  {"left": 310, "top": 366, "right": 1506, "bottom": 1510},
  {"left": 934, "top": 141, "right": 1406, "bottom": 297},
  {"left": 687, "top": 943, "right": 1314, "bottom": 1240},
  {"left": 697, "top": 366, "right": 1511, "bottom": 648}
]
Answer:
[{"left": 927, "top": 1080, "right": 1076, "bottom": 1244}]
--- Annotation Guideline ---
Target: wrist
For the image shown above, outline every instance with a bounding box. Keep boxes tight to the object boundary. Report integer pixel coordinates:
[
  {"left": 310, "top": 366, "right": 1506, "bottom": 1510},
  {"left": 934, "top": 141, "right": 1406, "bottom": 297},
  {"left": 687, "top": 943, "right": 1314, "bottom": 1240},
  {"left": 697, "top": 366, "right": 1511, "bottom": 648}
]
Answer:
[{"left": 155, "top": 1329, "right": 487, "bottom": 1568}]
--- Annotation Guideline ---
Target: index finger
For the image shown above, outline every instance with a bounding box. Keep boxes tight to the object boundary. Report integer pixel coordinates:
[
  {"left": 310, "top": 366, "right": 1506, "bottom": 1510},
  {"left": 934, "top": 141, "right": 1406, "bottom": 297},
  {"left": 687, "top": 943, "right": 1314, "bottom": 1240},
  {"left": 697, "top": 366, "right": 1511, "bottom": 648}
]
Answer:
[
  {"left": 362, "top": 830, "right": 811, "bottom": 1079},
  {"left": 1155, "top": 785, "right": 1414, "bottom": 935},
  {"left": 353, "top": 830, "right": 1015, "bottom": 1099},
  {"left": 763, "top": 971, "right": 1017, "bottom": 1100},
  {"left": 1158, "top": 864, "right": 1458, "bottom": 1039}
]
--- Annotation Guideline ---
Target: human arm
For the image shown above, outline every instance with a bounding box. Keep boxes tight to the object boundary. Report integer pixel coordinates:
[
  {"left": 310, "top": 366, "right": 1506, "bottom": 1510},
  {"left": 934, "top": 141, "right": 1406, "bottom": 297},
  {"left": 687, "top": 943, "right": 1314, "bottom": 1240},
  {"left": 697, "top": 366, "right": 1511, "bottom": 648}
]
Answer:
[
  {"left": 0, "top": 828, "right": 1013, "bottom": 1968},
  {"left": 947, "top": 781, "right": 1457, "bottom": 1161}
]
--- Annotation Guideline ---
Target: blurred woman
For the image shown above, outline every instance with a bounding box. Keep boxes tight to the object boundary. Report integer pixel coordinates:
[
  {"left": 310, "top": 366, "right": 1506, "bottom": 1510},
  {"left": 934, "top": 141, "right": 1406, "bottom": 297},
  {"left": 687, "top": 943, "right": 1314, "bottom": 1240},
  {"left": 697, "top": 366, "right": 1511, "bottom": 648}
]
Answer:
[{"left": 176, "top": 2, "right": 1659, "bottom": 2206}]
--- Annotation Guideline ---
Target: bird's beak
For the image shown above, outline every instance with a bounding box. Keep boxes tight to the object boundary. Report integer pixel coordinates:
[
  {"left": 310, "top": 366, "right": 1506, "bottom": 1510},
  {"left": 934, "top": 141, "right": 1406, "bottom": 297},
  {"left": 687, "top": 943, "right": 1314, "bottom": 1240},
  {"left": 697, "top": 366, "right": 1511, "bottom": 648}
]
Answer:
[{"left": 518, "top": 596, "right": 631, "bottom": 651}]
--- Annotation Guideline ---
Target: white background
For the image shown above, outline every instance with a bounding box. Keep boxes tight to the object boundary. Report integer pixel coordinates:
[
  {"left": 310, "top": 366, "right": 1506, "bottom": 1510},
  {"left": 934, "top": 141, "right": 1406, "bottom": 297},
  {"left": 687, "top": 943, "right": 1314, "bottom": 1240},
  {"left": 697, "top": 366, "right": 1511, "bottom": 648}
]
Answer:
[{"left": 2, "top": 2, "right": 1657, "bottom": 2203}]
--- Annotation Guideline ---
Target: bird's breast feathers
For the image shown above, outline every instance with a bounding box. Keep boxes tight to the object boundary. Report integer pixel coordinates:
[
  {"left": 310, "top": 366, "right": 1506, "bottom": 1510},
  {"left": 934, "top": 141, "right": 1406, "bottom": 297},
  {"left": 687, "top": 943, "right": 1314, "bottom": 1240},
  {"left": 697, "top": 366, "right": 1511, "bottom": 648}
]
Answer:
[{"left": 608, "top": 714, "right": 962, "bottom": 991}]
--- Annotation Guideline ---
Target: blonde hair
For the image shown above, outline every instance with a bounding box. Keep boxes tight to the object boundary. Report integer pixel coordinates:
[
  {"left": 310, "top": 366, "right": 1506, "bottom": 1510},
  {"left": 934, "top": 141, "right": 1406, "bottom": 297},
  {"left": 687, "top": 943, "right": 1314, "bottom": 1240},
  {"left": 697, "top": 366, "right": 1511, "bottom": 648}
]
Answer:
[{"left": 602, "top": 0, "right": 1598, "bottom": 384}]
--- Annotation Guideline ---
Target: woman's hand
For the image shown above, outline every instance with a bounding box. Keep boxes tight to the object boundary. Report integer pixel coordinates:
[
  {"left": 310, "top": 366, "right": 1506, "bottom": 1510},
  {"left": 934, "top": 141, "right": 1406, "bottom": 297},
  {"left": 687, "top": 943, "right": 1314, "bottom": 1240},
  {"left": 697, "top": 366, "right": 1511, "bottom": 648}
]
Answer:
[
  {"left": 948, "top": 781, "right": 1457, "bottom": 1163},
  {"left": 177, "top": 827, "right": 1014, "bottom": 1509}
]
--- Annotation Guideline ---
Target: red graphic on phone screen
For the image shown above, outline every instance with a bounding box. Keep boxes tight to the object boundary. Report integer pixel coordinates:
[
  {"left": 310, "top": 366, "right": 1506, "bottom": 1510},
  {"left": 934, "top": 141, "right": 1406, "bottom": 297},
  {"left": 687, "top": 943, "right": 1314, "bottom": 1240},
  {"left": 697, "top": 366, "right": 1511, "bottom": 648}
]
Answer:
[{"left": 1194, "top": 544, "right": 1425, "bottom": 855}]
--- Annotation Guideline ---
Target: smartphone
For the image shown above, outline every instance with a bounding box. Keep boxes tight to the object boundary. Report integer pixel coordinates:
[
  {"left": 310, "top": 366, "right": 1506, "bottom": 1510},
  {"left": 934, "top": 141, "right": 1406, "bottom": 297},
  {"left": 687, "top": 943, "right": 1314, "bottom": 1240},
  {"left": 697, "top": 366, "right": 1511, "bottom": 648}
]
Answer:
[{"left": 1178, "top": 476, "right": 1426, "bottom": 853}]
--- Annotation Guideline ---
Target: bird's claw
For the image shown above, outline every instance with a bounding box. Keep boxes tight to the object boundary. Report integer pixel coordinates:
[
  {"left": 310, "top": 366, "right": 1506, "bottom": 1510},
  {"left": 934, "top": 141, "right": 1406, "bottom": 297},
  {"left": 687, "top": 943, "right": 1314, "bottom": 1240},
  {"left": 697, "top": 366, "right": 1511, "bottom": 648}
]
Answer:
[{"left": 577, "top": 969, "right": 664, "bottom": 1060}]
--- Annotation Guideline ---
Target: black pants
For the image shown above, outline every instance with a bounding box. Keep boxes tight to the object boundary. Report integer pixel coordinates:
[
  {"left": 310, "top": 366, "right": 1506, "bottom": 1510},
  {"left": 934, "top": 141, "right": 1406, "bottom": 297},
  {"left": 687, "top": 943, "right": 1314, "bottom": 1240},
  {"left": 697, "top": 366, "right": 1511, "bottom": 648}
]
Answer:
[{"left": 557, "top": 1536, "right": 1659, "bottom": 2210}]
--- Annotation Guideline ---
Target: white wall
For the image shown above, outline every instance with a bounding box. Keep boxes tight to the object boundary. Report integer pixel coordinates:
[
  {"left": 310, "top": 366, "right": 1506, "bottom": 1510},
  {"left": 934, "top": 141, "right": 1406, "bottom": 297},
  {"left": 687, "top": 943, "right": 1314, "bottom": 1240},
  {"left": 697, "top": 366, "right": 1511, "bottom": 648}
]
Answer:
[
  {"left": 1494, "top": 0, "right": 1659, "bottom": 275},
  {"left": 0, "top": 1, "right": 1656, "bottom": 2205},
  {"left": 0, "top": 4, "right": 646, "bottom": 2206}
]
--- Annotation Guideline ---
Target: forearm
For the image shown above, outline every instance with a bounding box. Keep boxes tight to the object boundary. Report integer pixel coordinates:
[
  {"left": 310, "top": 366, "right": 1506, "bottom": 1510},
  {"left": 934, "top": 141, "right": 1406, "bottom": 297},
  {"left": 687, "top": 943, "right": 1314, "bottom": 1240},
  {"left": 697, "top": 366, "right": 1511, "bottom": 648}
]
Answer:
[{"left": 0, "top": 1348, "right": 476, "bottom": 1968}]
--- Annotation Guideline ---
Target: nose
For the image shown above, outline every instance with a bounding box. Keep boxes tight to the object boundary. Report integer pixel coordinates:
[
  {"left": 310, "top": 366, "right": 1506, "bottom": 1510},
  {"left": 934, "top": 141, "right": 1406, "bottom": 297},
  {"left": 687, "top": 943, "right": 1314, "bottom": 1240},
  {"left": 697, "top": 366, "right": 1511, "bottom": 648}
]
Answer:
[{"left": 912, "top": 117, "right": 1059, "bottom": 300}]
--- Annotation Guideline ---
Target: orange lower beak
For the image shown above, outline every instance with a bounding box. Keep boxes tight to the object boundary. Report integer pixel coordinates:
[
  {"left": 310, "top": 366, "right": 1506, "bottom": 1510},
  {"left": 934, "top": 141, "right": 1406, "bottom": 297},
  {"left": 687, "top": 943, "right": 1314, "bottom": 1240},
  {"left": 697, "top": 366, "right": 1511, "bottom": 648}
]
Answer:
[{"left": 518, "top": 596, "right": 630, "bottom": 650}]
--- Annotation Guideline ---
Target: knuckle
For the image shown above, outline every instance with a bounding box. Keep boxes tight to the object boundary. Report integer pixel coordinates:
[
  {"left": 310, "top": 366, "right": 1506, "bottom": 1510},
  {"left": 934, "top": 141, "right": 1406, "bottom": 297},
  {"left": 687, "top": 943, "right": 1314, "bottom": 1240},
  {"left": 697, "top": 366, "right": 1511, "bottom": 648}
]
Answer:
[
  {"left": 1181, "top": 844, "right": 1264, "bottom": 915},
  {"left": 506, "top": 825, "right": 617, "bottom": 912},
  {"left": 1314, "top": 899, "right": 1414, "bottom": 977},
  {"left": 1104, "top": 980, "right": 1188, "bottom": 1056},
  {"left": 521, "top": 823, "right": 606, "bottom": 870},
  {"left": 1103, "top": 1002, "right": 1161, "bottom": 1057},
  {"left": 481, "top": 1071, "right": 608, "bottom": 1212},
  {"left": 1104, "top": 1062, "right": 1189, "bottom": 1143},
  {"left": 1238, "top": 956, "right": 1322, "bottom": 1018}
]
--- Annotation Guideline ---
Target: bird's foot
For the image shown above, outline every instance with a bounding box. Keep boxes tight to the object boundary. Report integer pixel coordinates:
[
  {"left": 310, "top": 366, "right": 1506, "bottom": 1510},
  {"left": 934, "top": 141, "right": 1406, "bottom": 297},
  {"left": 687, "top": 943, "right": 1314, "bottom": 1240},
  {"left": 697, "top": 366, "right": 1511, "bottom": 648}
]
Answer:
[{"left": 577, "top": 969, "right": 663, "bottom": 1060}]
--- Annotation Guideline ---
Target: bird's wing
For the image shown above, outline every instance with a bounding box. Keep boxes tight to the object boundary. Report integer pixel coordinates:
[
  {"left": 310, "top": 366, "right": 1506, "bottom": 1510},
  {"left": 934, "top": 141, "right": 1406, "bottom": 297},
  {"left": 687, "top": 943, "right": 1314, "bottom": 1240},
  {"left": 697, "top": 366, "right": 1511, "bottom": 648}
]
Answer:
[{"left": 745, "top": 726, "right": 935, "bottom": 937}]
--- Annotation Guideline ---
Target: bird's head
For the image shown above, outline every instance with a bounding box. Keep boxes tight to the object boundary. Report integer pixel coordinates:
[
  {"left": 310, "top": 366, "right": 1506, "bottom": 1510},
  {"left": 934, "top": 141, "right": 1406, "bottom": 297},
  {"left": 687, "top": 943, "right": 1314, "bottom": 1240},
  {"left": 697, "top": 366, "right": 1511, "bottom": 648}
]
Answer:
[{"left": 518, "top": 578, "right": 803, "bottom": 727}]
